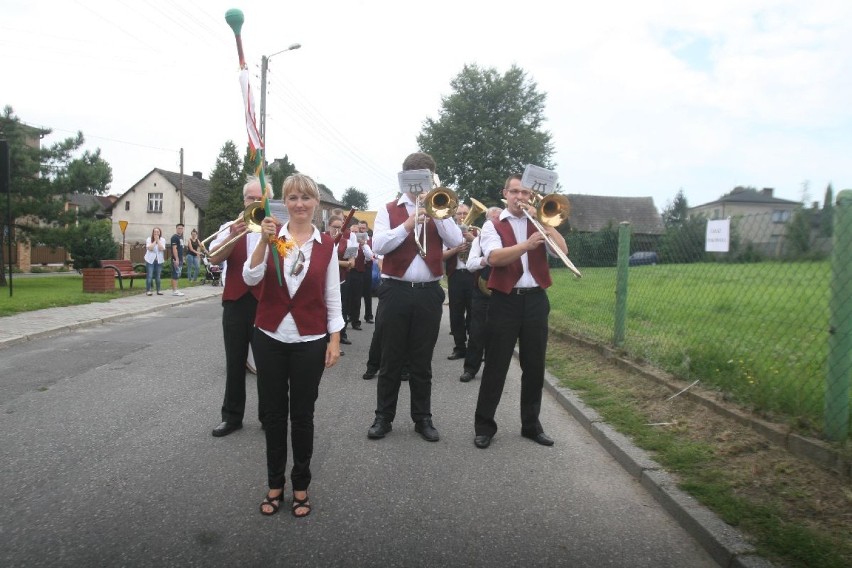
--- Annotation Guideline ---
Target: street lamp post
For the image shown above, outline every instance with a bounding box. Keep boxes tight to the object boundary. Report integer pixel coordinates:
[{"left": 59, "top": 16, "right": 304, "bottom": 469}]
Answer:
[{"left": 259, "top": 43, "right": 301, "bottom": 146}]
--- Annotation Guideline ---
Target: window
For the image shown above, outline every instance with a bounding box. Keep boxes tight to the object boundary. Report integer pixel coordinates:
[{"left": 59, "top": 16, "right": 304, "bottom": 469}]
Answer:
[
  {"left": 771, "top": 209, "right": 791, "bottom": 223},
  {"left": 148, "top": 193, "right": 163, "bottom": 213},
  {"left": 125, "top": 201, "right": 130, "bottom": 211}
]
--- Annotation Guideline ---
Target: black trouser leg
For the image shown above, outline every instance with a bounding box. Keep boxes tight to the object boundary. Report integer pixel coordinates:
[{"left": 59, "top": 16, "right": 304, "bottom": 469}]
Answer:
[
  {"left": 254, "top": 331, "right": 325, "bottom": 491},
  {"left": 362, "top": 264, "right": 374, "bottom": 320},
  {"left": 339, "top": 279, "right": 349, "bottom": 339},
  {"left": 448, "top": 270, "right": 474, "bottom": 351},
  {"left": 518, "top": 291, "right": 549, "bottom": 435},
  {"left": 366, "top": 288, "right": 385, "bottom": 372},
  {"left": 221, "top": 294, "right": 258, "bottom": 424},
  {"left": 463, "top": 289, "right": 490, "bottom": 375},
  {"left": 348, "top": 270, "right": 364, "bottom": 327},
  {"left": 376, "top": 282, "right": 444, "bottom": 422}
]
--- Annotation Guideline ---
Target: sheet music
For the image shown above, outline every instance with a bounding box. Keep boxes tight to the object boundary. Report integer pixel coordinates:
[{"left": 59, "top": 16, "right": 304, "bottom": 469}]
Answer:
[
  {"left": 521, "top": 164, "right": 558, "bottom": 195},
  {"left": 398, "top": 169, "right": 433, "bottom": 195}
]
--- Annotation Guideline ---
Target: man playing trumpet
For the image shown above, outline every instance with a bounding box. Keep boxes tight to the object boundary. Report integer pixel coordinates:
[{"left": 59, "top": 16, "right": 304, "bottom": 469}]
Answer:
[{"left": 473, "top": 172, "right": 568, "bottom": 449}]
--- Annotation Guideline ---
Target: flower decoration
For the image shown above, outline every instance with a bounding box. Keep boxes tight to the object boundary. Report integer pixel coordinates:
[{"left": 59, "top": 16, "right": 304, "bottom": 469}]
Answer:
[{"left": 269, "top": 234, "right": 297, "bottom": 257}]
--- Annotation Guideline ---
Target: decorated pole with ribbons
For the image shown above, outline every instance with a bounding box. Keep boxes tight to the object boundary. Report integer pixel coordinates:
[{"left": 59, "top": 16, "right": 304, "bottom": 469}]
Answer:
[{"left": 224, "top": 8, "right": 283, "bottom": 285}]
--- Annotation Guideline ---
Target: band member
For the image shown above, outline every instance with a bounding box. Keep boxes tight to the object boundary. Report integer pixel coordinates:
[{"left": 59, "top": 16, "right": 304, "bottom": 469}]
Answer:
[
  {"left": 459, "top": 206, "right": 502, "bottom": 382},
  {"left": 367, "top": 152, "right": 463, "bottom": 442},
  {"left": 473, "top": 174, "right": 568, "bottom": 449},
  {"left": 327, "top": 215, "right": 353, "bottom": 354},
  {"left": 358, "top": 220, "right": 375, "bottom": 324},
  {"left": 208, "top": 177, "right": 265, "bottom": 437},
  {"left": 331, "top": 209, "right": 354, "bottom": 347},
  {"left": 442, "top": 203, "right": 476, "bottom": 360},
  {"left": 243, "top": 173, "right": 343, "bottom": 518},
  {"left": 347, "top": 223, "right": 373, "bottom": 330}
]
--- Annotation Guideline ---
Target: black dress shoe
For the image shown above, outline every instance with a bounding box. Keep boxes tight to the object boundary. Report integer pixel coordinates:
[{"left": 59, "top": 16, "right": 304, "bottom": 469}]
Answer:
[
  {"left": 414, "top": 419, "right": 440, "bottom": 442},
  {"left": 474, "top": 434, "right": 492, "bottom": 449},
  {"left": 367, "top": 418, "right": 392, "bottom": 439},
  {"left": 212, "top": 422, "right": 242, "bottom": 437},
  {"left": 400, "top": 371, "right": 410, "bottom": 382},
  {"left": 365, "top": 317, "right": 374, "bottom": 324},
  {"left": 362, "top": 369, "right": 377, "bottom": 380},
  {"left": 459, "top": 371, "right": 474, "bottom": 382},
  {"left": 351, "top": 324, "right": 362, "bottom": 330},
  {"left": 522, "top": 431, "right": 554, "bottom": 446},
  {"left": 447, "top": 350, "right": 466, "bottom": 360},
  {"left": 340, "top": 336, "right": 352, "bottom": 345}
]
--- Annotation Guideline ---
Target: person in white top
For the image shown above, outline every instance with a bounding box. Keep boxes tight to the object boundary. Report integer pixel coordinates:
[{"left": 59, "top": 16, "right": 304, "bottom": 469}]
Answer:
[
  {"left": 143, "top": 227, "right": 166, "bottom": 296},
  {"left": 243, "top": 173, "right": 344, "bottom": 519}
]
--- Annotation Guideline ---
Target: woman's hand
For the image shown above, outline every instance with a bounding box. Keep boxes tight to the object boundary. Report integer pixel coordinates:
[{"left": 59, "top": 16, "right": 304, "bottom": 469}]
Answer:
[{"left": 325, "top": 334, "right": 341, "bottom": 368}]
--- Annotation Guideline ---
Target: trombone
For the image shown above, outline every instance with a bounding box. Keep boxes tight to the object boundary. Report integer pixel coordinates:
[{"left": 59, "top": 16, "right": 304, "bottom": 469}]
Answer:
[
  {"left": 457, "top": 198, "right": 487, "bottom": 263},
  {"left": 503, "top": 193, "right": 583, "bottom": 278},
  {"left": 199, "top": 201, "right": 266, "bottom": 255},
  {"left": 414, "top": 186, "right": 459, "bottom": 257}
]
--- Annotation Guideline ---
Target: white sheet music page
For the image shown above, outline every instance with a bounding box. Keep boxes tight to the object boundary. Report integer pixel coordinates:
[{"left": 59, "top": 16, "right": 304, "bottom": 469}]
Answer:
[
  {"left": 397, "top": 169, "right": 433, "bottom": 195},
  {"left": 521, "top": 164, "right": 558, "bottom": 195}
]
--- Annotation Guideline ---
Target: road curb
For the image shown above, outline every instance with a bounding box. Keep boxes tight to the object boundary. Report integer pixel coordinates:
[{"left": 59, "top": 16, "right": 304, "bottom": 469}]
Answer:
[{"left": 539, "top": 360, "right": 778, "bottom": 568}]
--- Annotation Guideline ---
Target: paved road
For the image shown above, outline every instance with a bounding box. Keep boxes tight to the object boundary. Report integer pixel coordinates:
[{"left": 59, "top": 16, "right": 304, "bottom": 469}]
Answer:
[{"left": 0, "top": 293, "right": 722, "bottom": 567}]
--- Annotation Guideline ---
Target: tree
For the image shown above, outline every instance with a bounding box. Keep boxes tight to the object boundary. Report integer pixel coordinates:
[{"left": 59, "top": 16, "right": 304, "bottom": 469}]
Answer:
[
  {"left": 821, "top": 183, "right": 834, "bottom": 237},
  {"left": 417, "top": 64, "right": 555, "bottom": 205},
  {"left": 267, "top": 155, "right": 298, "bottom": 199},
  {"left": 662, "top": 189, "right": 689, "bottom": 228},
  {"left": 0, "top": 106, "right": 112, "bottom": 286},
  {"left": 341, "top": 187, "right": 368, "bottom": 210},
  {"left": 785, "top": 206, "right": 813, "bottom": 257},
  {"left": 202, "top": 141, "right": 245, "bottom": 239}
]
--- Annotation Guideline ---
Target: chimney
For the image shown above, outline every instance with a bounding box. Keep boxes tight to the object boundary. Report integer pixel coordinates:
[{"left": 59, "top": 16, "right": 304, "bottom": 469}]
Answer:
[
  {"left": 192, "top": 171, "right": 203, "bottom": 180},
  {"left": 761, "top": 187, "right": 773, "bottom": 197},
  {"left": 812, "top": 201, "right": 819, "bottom": 209}
]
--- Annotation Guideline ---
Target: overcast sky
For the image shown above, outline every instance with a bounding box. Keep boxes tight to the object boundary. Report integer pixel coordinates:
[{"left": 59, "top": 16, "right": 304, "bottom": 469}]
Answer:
[{"left": 3, "top": 0, "right": 850, "bottom": 216}]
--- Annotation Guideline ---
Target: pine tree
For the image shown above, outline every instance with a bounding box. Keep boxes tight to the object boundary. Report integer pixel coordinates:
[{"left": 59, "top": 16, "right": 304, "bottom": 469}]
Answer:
[{"left": 201, "top": 141, "right": 245, "bottom": 238}]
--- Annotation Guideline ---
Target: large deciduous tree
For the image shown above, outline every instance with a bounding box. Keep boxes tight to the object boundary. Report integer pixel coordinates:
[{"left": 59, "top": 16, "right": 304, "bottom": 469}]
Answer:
[
  {"left": 202, "top": 140, "right": 245, "bottom": 239},
  {"left": 0, "top": 106, "right": 112, "bottom": 285},
  {"left": 341, "top": 187, "right": 369, "bottom": 210},
  {"left": 417, "top": 64, "right": 555, "bottom": 205}
]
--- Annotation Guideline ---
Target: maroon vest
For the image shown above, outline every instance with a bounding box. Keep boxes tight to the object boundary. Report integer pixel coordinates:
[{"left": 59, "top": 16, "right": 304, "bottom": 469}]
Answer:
[
  {"left": 353, "top": 240, "right": 367, "bottom": 272},
  {"left": 486, "top": 218, "right": 552, "bottom": 294},
  {"left": 222, "top": 234, "right": 261, "bottom": 302},
  {"left": 254, "top": 234, "right": 334, "bottom": 336},
  {"left": 445, "top": 251, "right": 461, "bottom": 278},
  {"left": 335, "top": 238, "right": 350, "bottom": 282},
  {"left": 381, "top": 200, "right": 443, "bottom": 278}
]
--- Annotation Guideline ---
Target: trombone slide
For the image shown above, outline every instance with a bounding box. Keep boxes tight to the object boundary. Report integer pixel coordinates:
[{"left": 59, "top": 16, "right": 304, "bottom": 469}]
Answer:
[{"left": 521, "top": 208, "right": 583, "bottom": 278}]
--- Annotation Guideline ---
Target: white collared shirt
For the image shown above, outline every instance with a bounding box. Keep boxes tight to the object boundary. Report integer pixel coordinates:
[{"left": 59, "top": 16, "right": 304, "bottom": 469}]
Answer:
[
  {"left": 479, "top": 211, "right": 549, "bottom": 288},
  {"left": 242, "top": 223, "right": 345, "bottom": 343},
  {"left": 465, "top": 236, "right": 487, "bottom": 272},
  {"left": 372, "top": 193, "right": 463, "bottom": 282},
  {"left": 209, "top": 221, "right": 263, "bottom": 289}
]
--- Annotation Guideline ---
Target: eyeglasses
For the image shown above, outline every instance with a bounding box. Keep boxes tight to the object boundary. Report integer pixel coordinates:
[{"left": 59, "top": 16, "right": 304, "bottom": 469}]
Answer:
[{"left": 290, "top": 249, "right": 305, "bottom": 277}]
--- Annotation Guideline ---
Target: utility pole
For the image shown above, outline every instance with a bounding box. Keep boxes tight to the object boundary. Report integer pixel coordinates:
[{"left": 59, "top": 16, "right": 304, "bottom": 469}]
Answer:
[
  {"left": 259, "top": 43, "right": 301, "bottom": 150},
  {"left": 179, "top": 148, "right": 185, "bottom": 226}
]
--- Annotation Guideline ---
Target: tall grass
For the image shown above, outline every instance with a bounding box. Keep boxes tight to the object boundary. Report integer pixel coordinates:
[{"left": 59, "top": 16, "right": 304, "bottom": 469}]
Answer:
[{"left": 546, "top": 261, "right": 841, "bottom": 436}]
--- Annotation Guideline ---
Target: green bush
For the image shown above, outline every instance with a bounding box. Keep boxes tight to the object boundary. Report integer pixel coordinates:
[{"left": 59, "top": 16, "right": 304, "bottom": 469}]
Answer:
[{"left": 65, "top": 220, "right": 118, "bottom": 270}]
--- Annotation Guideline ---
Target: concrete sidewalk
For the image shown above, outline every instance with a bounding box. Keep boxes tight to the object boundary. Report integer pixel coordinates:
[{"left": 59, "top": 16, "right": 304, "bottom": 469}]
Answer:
[{"left": 0, "top": 284, "right": 773, "bottom": 567}]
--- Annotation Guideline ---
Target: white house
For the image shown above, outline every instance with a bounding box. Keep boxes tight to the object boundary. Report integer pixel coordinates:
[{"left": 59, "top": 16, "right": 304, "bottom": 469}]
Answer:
[{"left": 108, "top": 169, "right": 210, "bottom": 256}]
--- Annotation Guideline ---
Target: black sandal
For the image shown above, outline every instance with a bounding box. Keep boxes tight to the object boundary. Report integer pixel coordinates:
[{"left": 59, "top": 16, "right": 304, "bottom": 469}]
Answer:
[
  {"left": 259, "top": 490, "right": 283, "bottom": 516},
  {"left": 291, "top": 493, "right": 311, "bottom": 518}
]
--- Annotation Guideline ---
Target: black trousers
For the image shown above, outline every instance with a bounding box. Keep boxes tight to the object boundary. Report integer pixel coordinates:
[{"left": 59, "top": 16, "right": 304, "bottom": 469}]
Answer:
[
  {"left": 375, "top": 280, "right": 445, "bottom": 422},
  {"left": 253, "top": 331, "right": 326, "bottom": 491},
  {"left": 221, "top": 293, "right": 258, "bottom": 425},
  {"left": 362, "top": 262, "right": 374, "bottom": 320},
  {"left": 463, "top": 287, "right": 490, "bottom": 376},
  {"left": 447, "top": 269, "right": 474, "bottom": 351},
  {"left": 365, "top": 282, "right": 386, "bottom": 372},
  {"left": 348, "top": 269, "right": 366, "bottom": 327},
  {"left": 339, "top": 279, "right": 349, "bottom": 338},
  {"left": 474, "top": 289, "right": 549, "bottom": 437}
]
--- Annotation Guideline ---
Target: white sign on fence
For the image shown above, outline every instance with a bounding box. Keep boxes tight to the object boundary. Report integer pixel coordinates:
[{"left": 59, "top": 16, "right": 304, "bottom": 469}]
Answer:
[{"left": 705, "top": 218, "right": 730, "bottom": 252}]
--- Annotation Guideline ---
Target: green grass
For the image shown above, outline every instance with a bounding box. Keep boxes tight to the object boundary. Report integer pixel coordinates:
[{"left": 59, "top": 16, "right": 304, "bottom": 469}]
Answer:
[
  {"left": 546, "top": 343, "right": 851, "bottom": 568},
  {"left": 0, "top": 276, "right": 141, "bottom": 317},
  {"left": 546, "top": 260, "right": 845, "bottom": 437}
]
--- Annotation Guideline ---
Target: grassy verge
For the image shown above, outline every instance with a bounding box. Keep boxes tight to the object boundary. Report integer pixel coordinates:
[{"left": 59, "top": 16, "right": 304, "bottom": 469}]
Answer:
[
  {"left": 0, "top": 276, "right": 142, "bottom": 317},
  {"left": 546, "top": 339, "right": 851, "bottom": 568}
]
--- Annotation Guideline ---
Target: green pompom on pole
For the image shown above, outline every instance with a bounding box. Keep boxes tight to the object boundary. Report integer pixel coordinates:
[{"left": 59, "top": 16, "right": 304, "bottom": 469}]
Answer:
[{"left": 225, "top": 9, "right": 244, "bottom": 34}]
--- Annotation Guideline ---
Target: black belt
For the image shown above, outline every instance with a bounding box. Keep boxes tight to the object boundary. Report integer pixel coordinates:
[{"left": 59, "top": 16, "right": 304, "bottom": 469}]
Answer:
[
  {"left": 384, "top": 279, "right": 440, "bottom": 289},
  {"left": 512, "top": 286, "right": 542, "bottom": 295}
]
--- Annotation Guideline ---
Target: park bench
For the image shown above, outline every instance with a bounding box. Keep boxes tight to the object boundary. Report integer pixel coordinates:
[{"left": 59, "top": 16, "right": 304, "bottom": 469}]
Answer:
[{"left": 100, "top": 259, "right": 145, "bottom": 290}]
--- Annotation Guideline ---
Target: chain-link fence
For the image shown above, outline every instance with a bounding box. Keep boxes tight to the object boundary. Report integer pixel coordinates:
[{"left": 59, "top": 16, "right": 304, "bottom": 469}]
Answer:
[{"left": 548, "top": 191, "right": 851, "bottom": 442}]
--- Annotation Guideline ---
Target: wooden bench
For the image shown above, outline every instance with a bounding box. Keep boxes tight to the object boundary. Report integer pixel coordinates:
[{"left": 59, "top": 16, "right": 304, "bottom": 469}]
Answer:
[{"left": 100, "top": 259, "right": 145, "bottom": 290}]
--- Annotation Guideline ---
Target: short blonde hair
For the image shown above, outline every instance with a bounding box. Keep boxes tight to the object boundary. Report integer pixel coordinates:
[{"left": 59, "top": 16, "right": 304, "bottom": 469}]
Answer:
[{"left": 282, "top": 173, "right": 320, "bottom": 201}]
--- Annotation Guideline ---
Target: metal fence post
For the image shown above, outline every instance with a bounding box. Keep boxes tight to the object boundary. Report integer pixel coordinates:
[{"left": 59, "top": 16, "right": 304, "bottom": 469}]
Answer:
[
  {"left": 825, "top": 189, "right": 852, "bottom": 441},
  {"left": 613, "top": 222, "right": 631, "bottom": 347}
]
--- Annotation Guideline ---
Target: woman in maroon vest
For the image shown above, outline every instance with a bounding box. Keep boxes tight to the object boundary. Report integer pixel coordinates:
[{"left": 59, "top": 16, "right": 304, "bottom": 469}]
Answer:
[{"left": 242, "top": 174, "right": 345, "bottom": 518}]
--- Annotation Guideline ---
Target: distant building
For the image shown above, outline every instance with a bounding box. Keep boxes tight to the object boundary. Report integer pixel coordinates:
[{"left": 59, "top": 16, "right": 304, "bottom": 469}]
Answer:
[
  {"left": 688, "top": 187, "right": 799, "bottom": 256},
  {"left": 566, "top": 194, "right": 664, "bottom": 235}
]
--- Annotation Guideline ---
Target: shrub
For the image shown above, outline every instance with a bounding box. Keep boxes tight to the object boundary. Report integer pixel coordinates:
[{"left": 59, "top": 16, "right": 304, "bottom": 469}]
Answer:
[{"left": 65, "top": 220, "right": 118, "bottom": 270}]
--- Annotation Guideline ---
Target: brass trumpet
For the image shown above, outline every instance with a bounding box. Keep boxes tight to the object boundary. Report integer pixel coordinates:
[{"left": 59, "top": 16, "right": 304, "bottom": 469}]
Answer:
[
  {"left": 200, "top": 201, "right": 266, "bottom": 254},
  {"left": 458, "top": 198, "right": 487, "bottom": 263},
  {"left": 414, "top": 186, "right": 459, "bottom": 257}
]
